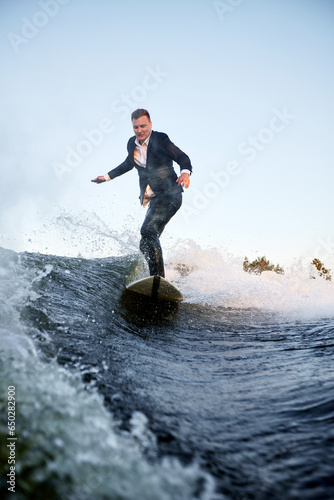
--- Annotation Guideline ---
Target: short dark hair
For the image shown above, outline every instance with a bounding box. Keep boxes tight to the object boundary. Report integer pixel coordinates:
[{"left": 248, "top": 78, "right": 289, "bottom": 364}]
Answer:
[{"left": 131, "top": 108, "right": 151, "bottom": 122}]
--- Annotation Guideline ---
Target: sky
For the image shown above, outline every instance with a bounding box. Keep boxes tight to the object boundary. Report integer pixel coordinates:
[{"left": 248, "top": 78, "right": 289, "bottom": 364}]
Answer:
[{"left": 1, "top": 0, "right": 334, "bottom": 270}]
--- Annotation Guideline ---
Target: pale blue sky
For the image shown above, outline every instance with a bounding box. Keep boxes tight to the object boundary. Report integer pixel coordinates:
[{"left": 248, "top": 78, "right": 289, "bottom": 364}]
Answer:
[{"left": 1, "top": 0, "right": 334, "bottom": 269}]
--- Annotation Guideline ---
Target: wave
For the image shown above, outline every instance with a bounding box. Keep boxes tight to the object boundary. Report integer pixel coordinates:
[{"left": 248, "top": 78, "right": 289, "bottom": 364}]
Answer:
[
  {"left": 1, "top": 237, "right": 334, "bottom": 499},
  {"left": 0, "top": 247, "right": 215, "bottom": 500},
  {"left": 14, "top": 209, "right": 334, "bottom": 320}
]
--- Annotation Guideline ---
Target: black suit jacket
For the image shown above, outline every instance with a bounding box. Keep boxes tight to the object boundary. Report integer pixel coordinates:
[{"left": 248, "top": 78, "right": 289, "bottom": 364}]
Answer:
[{"left": 107, "top": 131, "right": 192, "bottom": 204}]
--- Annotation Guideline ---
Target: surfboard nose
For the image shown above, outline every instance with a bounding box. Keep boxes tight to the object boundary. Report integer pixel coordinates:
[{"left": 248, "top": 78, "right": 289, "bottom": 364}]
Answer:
[{"left": 125, "top": 276, "right": 183, "bottom": 303}]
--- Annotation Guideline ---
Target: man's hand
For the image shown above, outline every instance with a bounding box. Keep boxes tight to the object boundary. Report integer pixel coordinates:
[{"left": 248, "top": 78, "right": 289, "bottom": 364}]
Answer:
[
  {"left": 176, "top": 173, "right": 190, "bottom": 189},
  {"left": 91, "top": 176, "right": 106, "bottom": 184}
]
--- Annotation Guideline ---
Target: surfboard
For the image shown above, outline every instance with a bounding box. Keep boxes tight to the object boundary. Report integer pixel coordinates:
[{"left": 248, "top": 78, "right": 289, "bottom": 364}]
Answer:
[{"left": 125, "top": 275, "right": 183, "bottom": 303}]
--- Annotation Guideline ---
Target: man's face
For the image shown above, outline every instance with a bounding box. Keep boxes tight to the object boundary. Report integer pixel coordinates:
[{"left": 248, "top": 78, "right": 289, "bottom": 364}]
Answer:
[{"left": 132, "top": 115, "right": 152, "bottom": 144}]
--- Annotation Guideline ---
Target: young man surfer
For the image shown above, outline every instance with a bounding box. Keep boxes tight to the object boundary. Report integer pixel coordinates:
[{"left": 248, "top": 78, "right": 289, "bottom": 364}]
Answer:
[{"left": 91, "top": 109, "right": 192, "bottom": 278}]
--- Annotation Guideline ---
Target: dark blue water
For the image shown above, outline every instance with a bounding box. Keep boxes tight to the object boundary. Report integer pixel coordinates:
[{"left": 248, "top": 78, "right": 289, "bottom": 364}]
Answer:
[{"left": 1, "top": 246, "right": 334, "bottom": 500}]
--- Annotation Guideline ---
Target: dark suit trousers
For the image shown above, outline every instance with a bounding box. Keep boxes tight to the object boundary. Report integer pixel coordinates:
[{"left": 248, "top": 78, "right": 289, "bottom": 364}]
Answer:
[{"left": 140, "top": 193, "right": 182, "bottom": 277}]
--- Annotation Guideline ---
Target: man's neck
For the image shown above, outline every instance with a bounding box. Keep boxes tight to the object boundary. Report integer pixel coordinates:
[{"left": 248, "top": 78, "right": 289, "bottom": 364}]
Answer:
[{"left": 136, "top": 132, "right": 152, "bottom": 146}]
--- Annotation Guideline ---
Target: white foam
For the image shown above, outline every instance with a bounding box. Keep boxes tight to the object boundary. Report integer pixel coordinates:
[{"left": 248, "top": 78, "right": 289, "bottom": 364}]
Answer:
[{"left": 165, "top": 240, "right": 334, "bottom": 320}]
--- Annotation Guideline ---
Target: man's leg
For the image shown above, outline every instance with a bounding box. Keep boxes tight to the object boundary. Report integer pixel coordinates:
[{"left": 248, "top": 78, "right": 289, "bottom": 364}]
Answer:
[{"left": 140, "top": 194, "right": 182, "bottom": 277}]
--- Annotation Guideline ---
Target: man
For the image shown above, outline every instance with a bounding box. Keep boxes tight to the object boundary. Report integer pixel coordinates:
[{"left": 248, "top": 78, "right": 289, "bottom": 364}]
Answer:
[{"left": 91, "top": 109, "right": 192, "bottom": 278}]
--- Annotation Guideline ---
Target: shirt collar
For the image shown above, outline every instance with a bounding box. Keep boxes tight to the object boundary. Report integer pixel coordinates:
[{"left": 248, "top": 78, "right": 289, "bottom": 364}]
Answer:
[{"left": 135, "top": 132, "right": 151, "bottom": 147}]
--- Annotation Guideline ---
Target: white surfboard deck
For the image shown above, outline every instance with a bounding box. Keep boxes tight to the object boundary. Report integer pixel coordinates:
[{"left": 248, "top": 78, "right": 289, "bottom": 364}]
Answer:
[{"left": 126, "top": 276, "right": 183, "bottom": 303}]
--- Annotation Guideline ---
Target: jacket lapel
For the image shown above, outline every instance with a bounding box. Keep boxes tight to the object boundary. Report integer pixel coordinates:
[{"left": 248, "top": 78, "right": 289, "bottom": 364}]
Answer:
[
  {"left": 128, "top": 136, "right": 136, "bottom": 164},
  {"left": 146, "top": 130, "right": 155, "bottom": 164}
]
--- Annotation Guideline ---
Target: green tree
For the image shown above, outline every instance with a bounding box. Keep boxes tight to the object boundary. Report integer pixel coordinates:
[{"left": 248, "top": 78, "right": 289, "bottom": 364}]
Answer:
[
  {"left": 311, "top": 258, "right": 332, "bottom": 281},
  {"left": 243, "top": 256, "right": 284, "bottom": 275}
]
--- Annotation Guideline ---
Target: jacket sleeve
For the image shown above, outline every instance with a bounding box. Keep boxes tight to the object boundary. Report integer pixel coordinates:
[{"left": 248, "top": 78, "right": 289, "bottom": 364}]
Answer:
[
  {"left": 107, "top": 156, "right": 134, "bottom": 180},
  {"left": 161, "top": 134, "right": 193, "bottom": 173},
  {"left": 107, "top": 138, "right": 135, "bottom": 179}
]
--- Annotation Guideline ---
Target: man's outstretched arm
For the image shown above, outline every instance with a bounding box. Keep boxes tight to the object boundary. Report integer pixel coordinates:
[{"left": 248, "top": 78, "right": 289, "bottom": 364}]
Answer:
[{"left": 91, "top": 155, "right": 134, "bottom": 184}]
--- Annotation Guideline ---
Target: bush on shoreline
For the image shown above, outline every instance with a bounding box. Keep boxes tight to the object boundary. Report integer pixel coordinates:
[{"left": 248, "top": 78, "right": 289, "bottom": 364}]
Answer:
[
  {"left": 310, "top": 258, "right": 332, "bottom": 281},
  {"left": 243, "top": 256, "right": 332, "bottom": 281},
  {"left": 243, "top": 256, "right": 284, "bottom": 275}
]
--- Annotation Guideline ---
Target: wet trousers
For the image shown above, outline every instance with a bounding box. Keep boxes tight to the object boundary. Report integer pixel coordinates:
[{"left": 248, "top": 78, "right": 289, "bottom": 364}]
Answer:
[{"left": 139, "top": 193, "right": 182, "bottom": 278}]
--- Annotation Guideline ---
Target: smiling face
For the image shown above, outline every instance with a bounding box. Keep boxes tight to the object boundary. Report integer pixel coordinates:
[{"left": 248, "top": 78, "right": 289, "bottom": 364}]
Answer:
[{"left": 132, "top": 115, "right": 152, "bottom": 144}]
